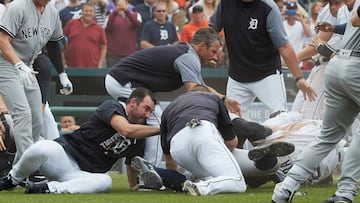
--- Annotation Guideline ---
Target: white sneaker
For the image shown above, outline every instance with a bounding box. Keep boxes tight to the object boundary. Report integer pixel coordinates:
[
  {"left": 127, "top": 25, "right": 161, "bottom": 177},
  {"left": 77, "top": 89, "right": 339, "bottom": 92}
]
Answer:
[{"left": 182, "top": 180, "right": 203, "bottom": 196}]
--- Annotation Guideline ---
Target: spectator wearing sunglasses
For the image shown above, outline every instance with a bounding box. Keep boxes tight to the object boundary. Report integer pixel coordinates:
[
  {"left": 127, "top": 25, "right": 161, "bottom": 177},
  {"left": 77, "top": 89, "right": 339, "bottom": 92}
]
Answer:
[{"left": 140, "top": 2, "right": 178, "bottom": 49}]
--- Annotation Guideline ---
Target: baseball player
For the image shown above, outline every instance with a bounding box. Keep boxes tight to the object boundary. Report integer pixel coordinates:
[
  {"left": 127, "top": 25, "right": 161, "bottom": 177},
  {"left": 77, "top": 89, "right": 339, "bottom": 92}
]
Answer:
[
  {"left": 132, "top": 110, "right": 343, "bottom": 192},
  {"left": 0, "top": 0, "right": 64, "bottom": 165},
  {"left": 209, "top": 0, "right": 316, "bottom": 118},
  {"left": 0, "top": 98, "right": 15, "bottom": 177},
  {"left": 0, "top": 88, "right": 160, "bottom": 194},
  {"left": 159, "top": 88, "right": 246, "bottom": 195},
  {"left": 256, "top": 111, "right": 345, "bottom": 186},
  {"left": 105, "top": 27, "right": 241, "bottom": 167},
  {"left": 322, "top": 5, "right": 360, "bottom": 203},
  {"left": 158, "top": 86, "right": 295, "bottom": 195},
  {"left": 292, "top": 0, "right": 349, "bottom": 120},
  {"left": 272, "top": 0, "right": 360, "bottom": 201},
  {"left": 0, "top": 50, "right": 73, "bottom": 178}
]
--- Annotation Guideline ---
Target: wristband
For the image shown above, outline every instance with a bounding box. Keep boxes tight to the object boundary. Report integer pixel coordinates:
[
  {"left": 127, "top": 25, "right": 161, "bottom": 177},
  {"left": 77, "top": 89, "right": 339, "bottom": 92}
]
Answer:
[
  {"left": 222, "top": 96, "right": 226, "bottom": 102},
  {"left": 333, "top": 23, "right": 346, "bottom": 35},
  {"left": 295, "top": 76, "right": 303, "bottom": 83}
]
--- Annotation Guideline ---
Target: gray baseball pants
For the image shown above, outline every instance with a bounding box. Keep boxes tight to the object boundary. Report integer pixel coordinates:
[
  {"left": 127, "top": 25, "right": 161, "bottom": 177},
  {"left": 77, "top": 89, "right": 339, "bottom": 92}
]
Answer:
[
  {"left": 287, "top": 53, "right": 360, "bottom": 201},
  {"left": 0, "top": 65, "right": 43, "bottom": 165}
]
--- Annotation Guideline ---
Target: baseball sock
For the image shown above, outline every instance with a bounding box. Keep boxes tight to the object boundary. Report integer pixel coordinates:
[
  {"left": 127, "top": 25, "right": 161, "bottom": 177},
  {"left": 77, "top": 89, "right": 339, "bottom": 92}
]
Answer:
[{"left": 155, "top": 167, "right": 186, "bottom": 191}]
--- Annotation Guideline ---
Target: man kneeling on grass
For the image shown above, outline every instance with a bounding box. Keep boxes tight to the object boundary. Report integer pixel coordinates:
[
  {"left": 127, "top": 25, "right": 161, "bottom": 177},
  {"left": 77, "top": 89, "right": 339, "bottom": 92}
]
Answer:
[
  {"left": 131, "top": 85, "right": 295, "bottom": 195},
  {"left": 0, "top": 88, "right": 160, "bottom": 194}
]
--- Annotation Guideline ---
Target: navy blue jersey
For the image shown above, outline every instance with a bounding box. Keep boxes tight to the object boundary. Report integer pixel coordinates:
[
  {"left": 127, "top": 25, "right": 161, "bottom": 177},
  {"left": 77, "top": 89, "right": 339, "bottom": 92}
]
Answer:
[
  {"left": 108, "top": 43, "right": 204, "bottom": 92},
  {"left": 55, "top": 100, "right": 145, "bottom": 173},
  {"left": 140, "top": 21, "right": 178, "bottom": 46},
  {"left": 133, "top": 3, "right": 156, "bottom": 40},
  {"left": 59, "top": 4, "right": 84, "bottom": 27},
  {"left": 160, "top": 92, "right": 235, "bottom": 154},
  {"left": 210, "top": 0, "right": 288, "bottom": 82}
]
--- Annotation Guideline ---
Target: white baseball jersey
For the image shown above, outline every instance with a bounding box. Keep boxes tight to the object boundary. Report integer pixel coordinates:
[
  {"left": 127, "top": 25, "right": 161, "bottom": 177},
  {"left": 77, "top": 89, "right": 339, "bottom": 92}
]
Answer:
[{"left": 262, "top": 118, "right": 345, "bottom": 184}]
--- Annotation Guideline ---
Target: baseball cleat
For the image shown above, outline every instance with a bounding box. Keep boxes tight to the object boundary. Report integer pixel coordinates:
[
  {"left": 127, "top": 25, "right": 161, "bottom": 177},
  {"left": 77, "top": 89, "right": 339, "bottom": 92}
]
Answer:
[
  {"left": 0, "top": 174, "right": 16, "bottom": 191},
  {"left": 272, "top": 181, "right": 298, "bottom": 203},
  {"left": 28, "top": 174, "right": 48, "bottom": 184},
  {"left": 248, "top": 141, "right": 295, "bottom": 161},
  {"left": 25, "top": 181, "right": 50, "bottom": 194},
  {"left": 131, "top": 156, "right": 163, "bottom": 190},
  {"left": 323, "top": 195, "right": 352, "bottom": 203},
  {"left": 232, "top": 118, "right": 273, "bottom": 144},
  {"left": 182, "top": 180, "right": 202, "bottom": 196}
]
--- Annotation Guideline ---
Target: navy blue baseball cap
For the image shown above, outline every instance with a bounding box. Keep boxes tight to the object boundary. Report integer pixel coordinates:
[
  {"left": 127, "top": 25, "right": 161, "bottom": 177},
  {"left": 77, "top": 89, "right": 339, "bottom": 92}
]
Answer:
[{"left": 286, "top": 2, "right": 297, "bottom": 16}]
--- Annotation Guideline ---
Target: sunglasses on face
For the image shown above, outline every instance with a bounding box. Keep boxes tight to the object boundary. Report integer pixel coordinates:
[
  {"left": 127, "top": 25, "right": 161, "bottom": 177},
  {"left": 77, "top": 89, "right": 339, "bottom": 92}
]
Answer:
[{"left": 156, "top": 10, "right": 166, "bottom": 12}]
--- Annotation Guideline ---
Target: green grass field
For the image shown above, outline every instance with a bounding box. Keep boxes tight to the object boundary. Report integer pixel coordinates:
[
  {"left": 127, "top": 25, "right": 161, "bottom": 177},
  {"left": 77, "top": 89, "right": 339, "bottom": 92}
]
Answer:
[{"left": 0, "top": 173, "right": 351, "bottom": 203}]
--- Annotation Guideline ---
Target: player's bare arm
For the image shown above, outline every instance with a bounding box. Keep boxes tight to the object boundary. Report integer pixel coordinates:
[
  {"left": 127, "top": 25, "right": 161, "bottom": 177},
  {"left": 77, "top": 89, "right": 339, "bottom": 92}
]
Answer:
[
  {"left": 315, "top": 22, "right": 335, "bottom": 33},
  {"left": 296, "top": 31, "right": 333, "bottom": 62},
  {"left": 110, "top": 114, "right": 160, "bottom": 138},
  {"left": 0, "top": 32, "right": 22, "bottom": 65},
  {"left": 184, "top": 81, "right": 242, "bottom": 117},
  {"left": 351, "top": 5, "right": 360, "bottom": 27},
  {"left": 126, "top": 164, "right": 140, "bottom": 190},
  {"left": 164, "top": 154, "right": 178, "bottom": 170},
  {"left": 224, "top": 136, "right": 238, "bottom": 152},
  {"left": 279, "top": 43, "right": 317, "bottom": 101},
  {"left": 0, "top": 96, "right": 8, "bottom": 114}
]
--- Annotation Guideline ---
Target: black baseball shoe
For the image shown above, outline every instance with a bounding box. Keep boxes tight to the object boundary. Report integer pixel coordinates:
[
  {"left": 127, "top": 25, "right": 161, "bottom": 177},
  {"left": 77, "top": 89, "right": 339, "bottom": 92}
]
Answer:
[
  {"left": 25, "top": 181, "right": 50, "bottom": 194},
  {"left": 0, "top": 174, "right": 16, "bottom": 191},
  {"left": 232, "top": 118, "right": 273, "bottom": 146},
  {"left": 323, "top": 195, "right": 352, "bottom": 203},
  {"left": 248, "top": 141, "right": 295, "bottom": 161},
  {"left": 131, "top": 156, "right": 163, "bottom": 190}
]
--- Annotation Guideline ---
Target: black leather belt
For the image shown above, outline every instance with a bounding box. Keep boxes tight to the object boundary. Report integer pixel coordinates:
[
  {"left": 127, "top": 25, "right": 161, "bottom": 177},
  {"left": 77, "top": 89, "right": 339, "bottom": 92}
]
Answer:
[
  {"left": 336, "top": 49, "right": 360, "bottom": 57},
  {"left": 313, "top": 57, "right": 329, "bottom": 66}
]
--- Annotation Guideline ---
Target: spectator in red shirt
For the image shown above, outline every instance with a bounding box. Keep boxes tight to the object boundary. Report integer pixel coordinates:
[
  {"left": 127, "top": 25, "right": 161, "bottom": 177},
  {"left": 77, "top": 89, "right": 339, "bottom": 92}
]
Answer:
[
  {"left": 63, "top": 3, "right": 107, "bottom": 68},
  {"left": 105, "top": 0, "right": 142, "bottom": 68}
]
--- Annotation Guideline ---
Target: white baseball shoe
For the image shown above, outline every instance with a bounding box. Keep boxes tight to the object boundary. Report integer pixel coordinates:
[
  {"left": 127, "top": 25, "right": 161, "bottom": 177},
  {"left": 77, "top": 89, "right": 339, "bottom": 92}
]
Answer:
[
  {"left": 272, "top": 177, "right": 300, "bottom": 203},
  {"left": 182, "top": 180, "right": 203, "bottom": 196},
  {"left": 323, "top": 195, "right": 352, "bottom": 203}
]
